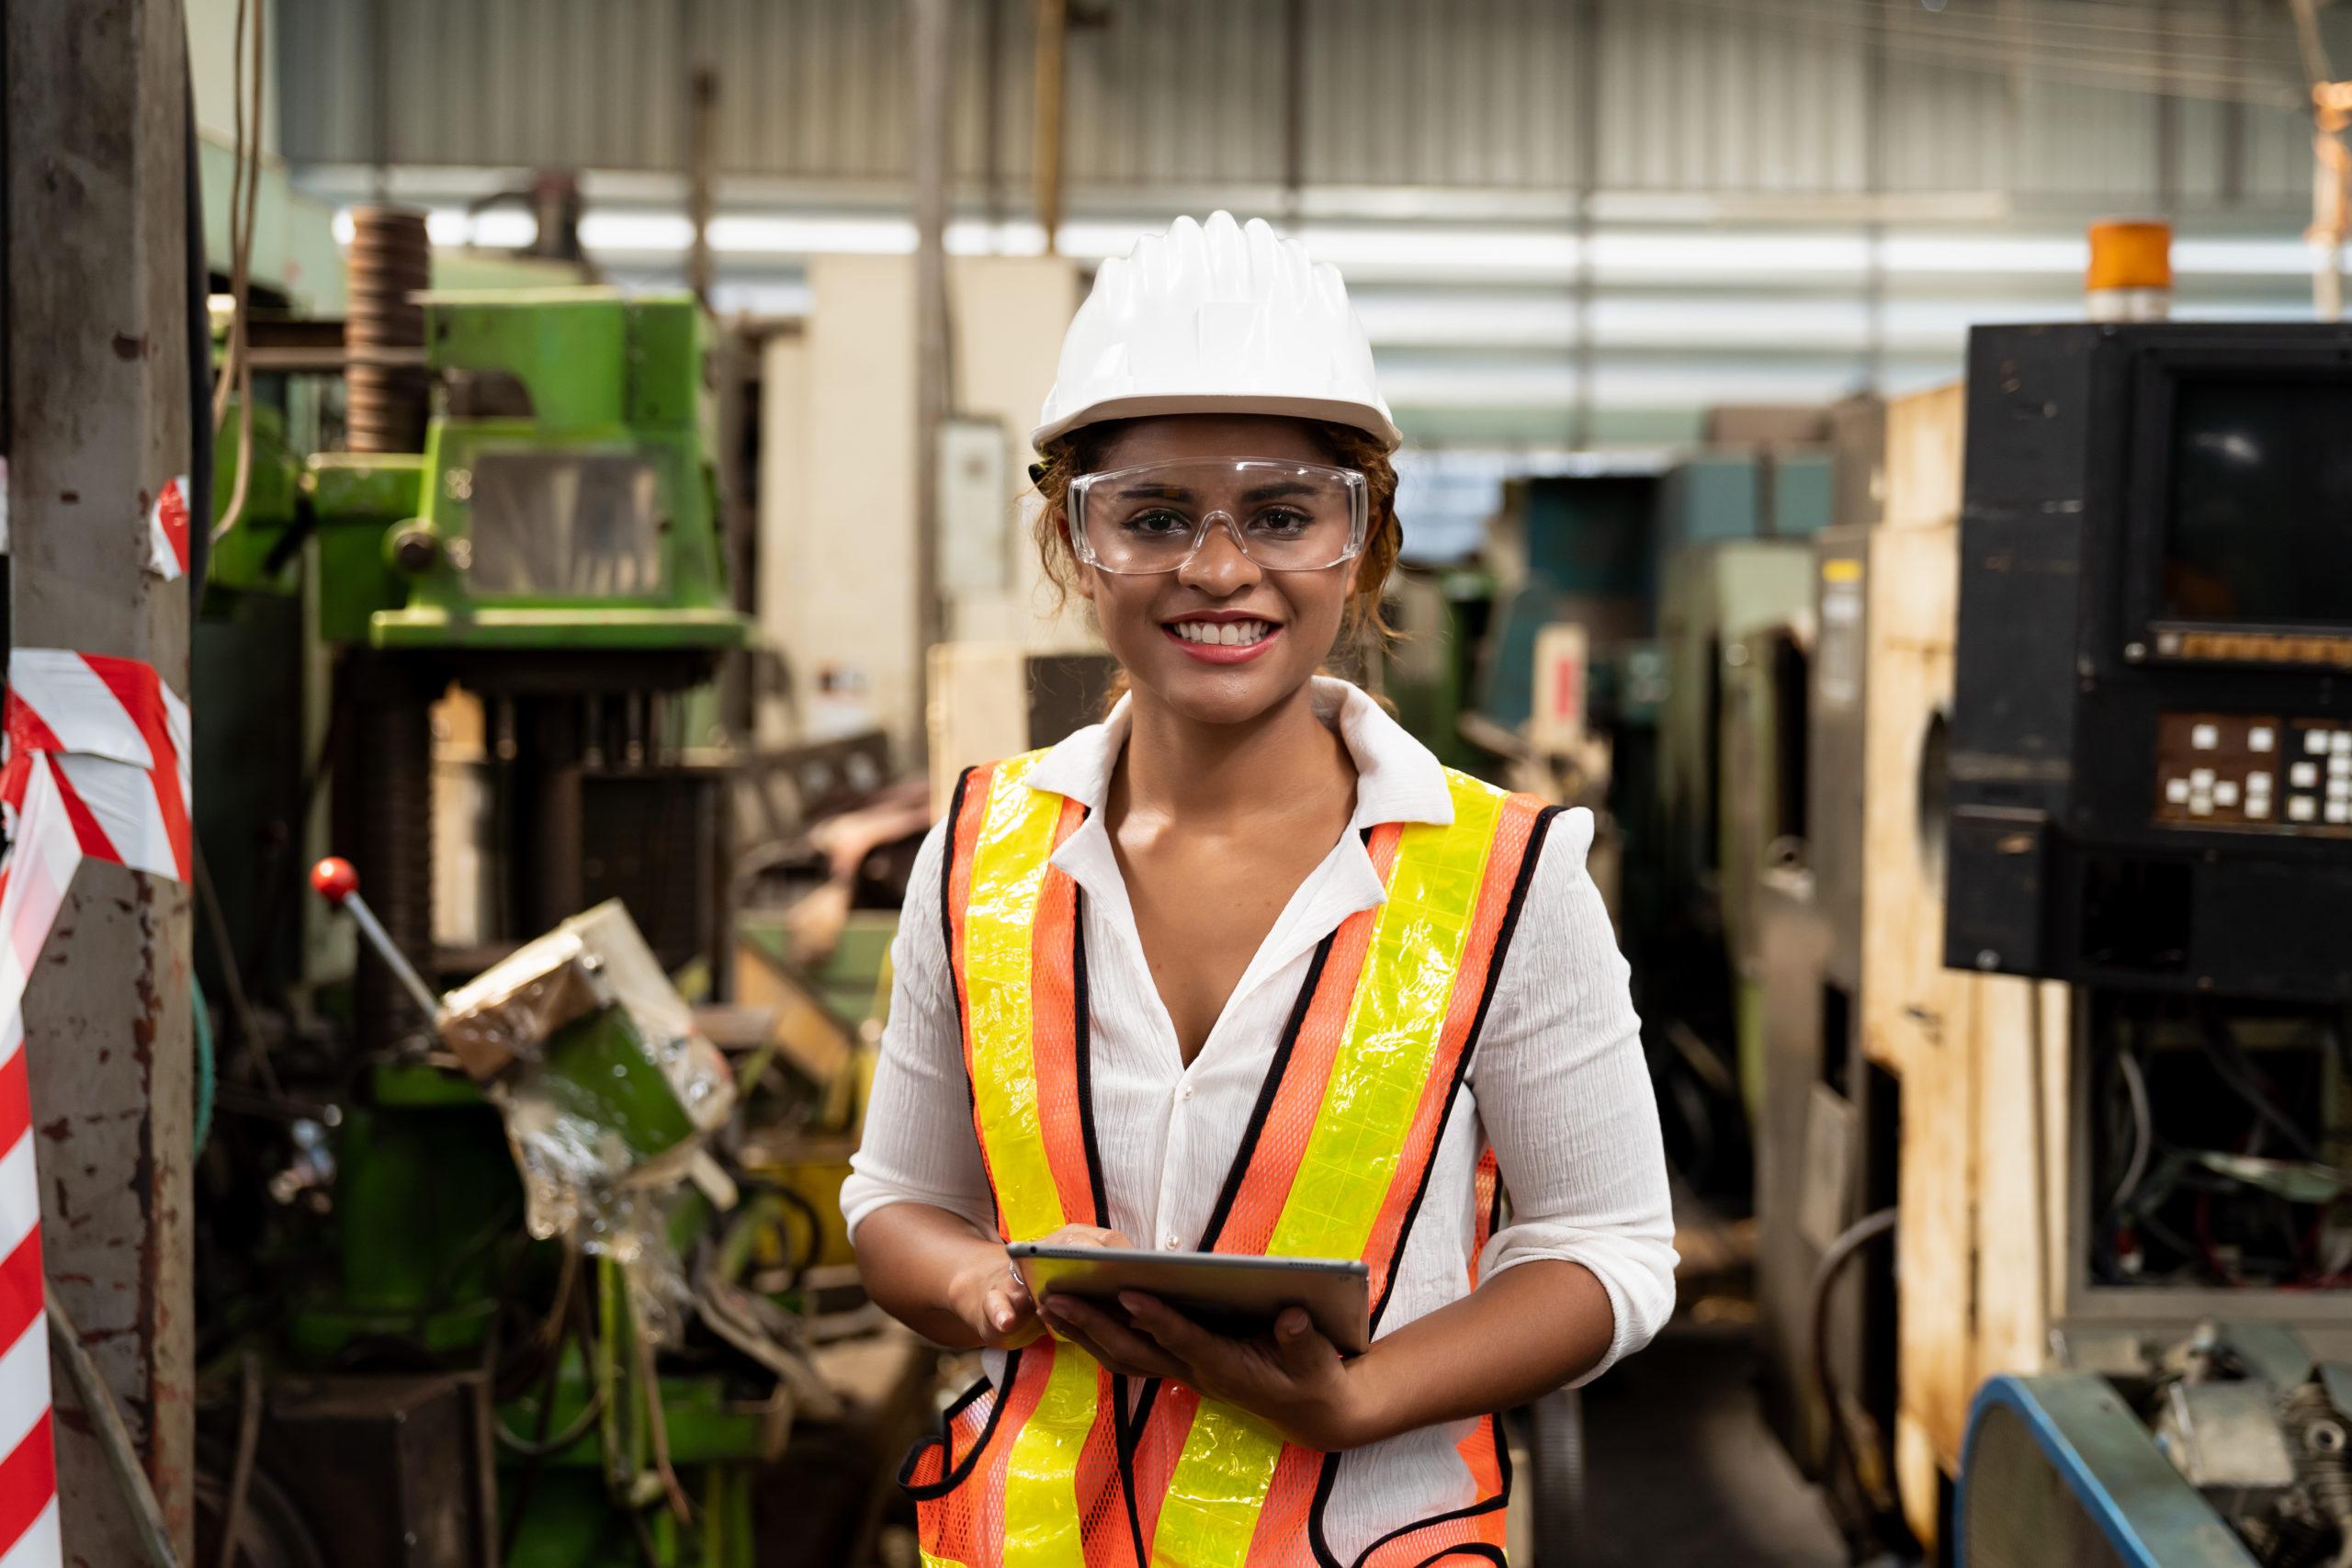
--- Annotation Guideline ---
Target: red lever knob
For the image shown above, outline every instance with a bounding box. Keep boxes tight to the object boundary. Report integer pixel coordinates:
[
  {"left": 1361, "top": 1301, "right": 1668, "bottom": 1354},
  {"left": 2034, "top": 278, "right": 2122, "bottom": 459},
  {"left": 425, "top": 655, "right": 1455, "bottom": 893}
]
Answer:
[{"left": 310, "top": 856, "right": 360, "bottom": 906}]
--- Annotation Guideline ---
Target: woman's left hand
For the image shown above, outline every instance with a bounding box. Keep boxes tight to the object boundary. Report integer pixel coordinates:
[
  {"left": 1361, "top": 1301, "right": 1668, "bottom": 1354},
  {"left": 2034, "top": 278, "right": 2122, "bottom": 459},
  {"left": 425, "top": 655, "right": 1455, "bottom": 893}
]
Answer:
[{"left": 1037, "top": 1292, "right": 1376, "bottom": 1452}]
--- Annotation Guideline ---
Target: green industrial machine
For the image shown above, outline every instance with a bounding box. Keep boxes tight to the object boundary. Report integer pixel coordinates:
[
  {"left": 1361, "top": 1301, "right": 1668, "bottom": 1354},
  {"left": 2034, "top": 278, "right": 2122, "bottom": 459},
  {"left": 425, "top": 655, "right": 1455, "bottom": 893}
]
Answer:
[{"left": 189, "top": 287, "right": 855, "bottom": 1568}]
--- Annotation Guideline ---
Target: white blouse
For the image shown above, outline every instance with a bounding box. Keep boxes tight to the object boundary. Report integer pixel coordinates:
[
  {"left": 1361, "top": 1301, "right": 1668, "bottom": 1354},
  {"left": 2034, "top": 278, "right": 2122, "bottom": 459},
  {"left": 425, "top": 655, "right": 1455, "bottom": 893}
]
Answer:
[{"left": 843, "top": 678, "right": 1677, "bottom": 1560}]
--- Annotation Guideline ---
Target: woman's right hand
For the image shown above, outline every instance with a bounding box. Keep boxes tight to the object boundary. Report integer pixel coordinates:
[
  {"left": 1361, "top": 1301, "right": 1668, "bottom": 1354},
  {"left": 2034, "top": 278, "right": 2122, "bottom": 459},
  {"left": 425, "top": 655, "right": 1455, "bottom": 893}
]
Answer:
[{"left": 953, "top": 1224, "right": 1133, "bottom": 1350}]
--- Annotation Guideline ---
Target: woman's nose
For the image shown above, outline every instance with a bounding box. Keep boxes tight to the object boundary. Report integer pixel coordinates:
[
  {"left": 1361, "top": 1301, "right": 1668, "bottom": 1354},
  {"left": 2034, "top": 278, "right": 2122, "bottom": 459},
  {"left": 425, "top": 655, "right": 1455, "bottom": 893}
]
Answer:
[{"left": 1176, "top": 514, "right": 1262, "bottom": 593}]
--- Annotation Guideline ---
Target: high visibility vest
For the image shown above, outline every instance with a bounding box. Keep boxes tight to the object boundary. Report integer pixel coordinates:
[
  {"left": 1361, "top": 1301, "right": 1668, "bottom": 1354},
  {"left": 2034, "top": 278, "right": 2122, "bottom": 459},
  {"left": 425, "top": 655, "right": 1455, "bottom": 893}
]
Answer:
[{"left": 902, "top": 750, "right": 1562, "bottom": 1568}]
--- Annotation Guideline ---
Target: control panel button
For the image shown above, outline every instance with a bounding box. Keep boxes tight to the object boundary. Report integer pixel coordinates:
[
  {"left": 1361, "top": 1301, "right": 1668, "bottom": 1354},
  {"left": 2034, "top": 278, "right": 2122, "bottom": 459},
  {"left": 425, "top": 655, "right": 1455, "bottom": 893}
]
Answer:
[
  {"left": 2249, "top": 726, "right": 2276, "bottom": 753},
  {"left": 2246, "top": 795, "right": 2273, "bottom": 820},
  {"left": 2189, "top": 768, "right": 2215, "bottom": 790},
  {"left": 2310, "top": 730, "right": 2333, "bottom": 755},
  {"left": 2247, "top": 771, "right": 2273, "bottom": 795},
  {"left": 2165, "top": 777, "right": 2192, "bottom": 806},
  {"left": 2291, "top": 796, "right": 2320, "bottom": 822},
  {"left": 2330, "top": 801, "right": 2351, "bottom": 825},
  {"left": 2214, "top": 780, "right": 2240, "bottom": 807},
  {"left": 2335, "top": 732, "right": 2352, "bottom": 754},
  {"left": 2292, "top": 761, "right": 2321, "bottom": 789},
  {"left": 2333, "top": 754, "right": 2351, "bottom": 779},
  {"left": 2190, "top": 723, "right": 2219, "bottom": 750},
  {"left": 2332, "top": 778, "right": 2351, "bottom": 803}
]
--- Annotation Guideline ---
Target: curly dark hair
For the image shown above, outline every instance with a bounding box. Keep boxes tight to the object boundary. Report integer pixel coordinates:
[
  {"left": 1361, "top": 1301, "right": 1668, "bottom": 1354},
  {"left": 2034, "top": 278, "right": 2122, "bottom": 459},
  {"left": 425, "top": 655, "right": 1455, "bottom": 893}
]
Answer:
[{"left": 1028, "top": 417, "right": 1403, "bottom": 668}]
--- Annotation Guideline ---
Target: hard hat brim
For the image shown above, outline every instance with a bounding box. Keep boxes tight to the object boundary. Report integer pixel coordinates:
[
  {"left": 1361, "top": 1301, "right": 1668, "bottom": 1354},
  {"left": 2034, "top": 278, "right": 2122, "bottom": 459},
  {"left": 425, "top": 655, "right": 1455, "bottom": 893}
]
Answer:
[{"left": 1030, "top": 393, "right": 1404, "bottom": 457}]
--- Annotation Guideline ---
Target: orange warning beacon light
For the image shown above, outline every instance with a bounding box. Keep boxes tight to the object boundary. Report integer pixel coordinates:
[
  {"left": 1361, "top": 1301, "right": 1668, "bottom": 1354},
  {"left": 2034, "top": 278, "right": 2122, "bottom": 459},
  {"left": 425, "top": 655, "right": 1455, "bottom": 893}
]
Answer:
[{"left": 2086, "top": 219, "right": 2173, "bottom": 322}]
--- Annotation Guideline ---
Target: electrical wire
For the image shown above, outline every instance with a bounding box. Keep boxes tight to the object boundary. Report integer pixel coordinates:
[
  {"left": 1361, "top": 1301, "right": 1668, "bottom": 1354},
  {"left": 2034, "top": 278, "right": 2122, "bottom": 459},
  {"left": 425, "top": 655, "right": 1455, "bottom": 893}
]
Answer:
[
  {"left": 1808, "top": 1206, "right": 1899, "bottom": 1558},
  {"left": 210, "top": 0, "right": 265, "bottom": 542},
  {"left": 2111, "top": 1043, "right": 2153, "bottom": 1220},
  {"left": 2197, "top": 1008, "right": 2322, "bottom": 1163}
]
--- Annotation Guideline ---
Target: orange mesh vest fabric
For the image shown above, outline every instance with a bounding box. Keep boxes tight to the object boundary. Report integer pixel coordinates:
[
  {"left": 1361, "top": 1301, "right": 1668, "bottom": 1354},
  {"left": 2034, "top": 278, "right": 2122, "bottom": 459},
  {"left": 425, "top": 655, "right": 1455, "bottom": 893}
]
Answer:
[{"left": 902, "top": 753, "right": 1561, "bottom": 1568}]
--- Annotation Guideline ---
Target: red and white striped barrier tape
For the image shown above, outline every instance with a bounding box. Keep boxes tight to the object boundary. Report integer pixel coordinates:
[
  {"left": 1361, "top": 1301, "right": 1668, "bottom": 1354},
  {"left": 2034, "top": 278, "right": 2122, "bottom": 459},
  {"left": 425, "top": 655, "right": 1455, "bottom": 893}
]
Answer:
[
  {"left": 0, "top": 468, "right": 188, "bottom": 584},
  {"left": 0, "top": 650, "right": 190, "bottom": 1566},
  {"left": 146, "top": 478, "right": 190, "bottom": 584}
]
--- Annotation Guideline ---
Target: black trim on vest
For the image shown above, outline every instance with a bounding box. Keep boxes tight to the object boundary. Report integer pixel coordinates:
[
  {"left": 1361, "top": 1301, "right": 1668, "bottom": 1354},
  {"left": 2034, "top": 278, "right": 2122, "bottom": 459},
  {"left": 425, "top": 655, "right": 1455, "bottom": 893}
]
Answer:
[
  {"left": 1069, "top": 871, "right": 1148, "bottom": 1567},
  {"left": 940, "top": 766, "right": 976, "bottom": 1031},
  {"left": 1119, "top": 927, "right": 1343, "bottom": 1466},
  {"left": 899, "top": 1354, "right": 1020, "bottom": 1499},
  {"left": 1309, "top": 1412, "right": 1514, "bottom": 1568},
  {"left": 1070, "top": 882, "right": 1111, "bottom": 1229},
  {"left": 1367, "top": 805, "right": 1561, "bottom": 1333},
  {"left": 940, "top": 765, "right": 1004, "bottom": 1235},
  {"left": 1195, "top": 930, "right": 1339, "bottom": 1254}
]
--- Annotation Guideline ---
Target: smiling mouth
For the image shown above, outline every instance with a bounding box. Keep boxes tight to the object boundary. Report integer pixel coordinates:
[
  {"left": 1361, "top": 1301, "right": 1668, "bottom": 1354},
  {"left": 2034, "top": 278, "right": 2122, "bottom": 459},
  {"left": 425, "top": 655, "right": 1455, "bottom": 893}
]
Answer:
[{"left": 1167, "top": 618, "right": 1276, "bottom": 647}]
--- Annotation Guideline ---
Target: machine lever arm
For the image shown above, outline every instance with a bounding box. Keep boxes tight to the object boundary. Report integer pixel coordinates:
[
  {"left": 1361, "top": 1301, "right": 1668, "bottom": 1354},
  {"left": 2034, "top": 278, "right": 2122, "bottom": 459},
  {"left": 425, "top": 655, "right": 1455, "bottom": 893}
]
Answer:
[{"left": 309, "top": 857, "right": 444, "bottom": 1026}]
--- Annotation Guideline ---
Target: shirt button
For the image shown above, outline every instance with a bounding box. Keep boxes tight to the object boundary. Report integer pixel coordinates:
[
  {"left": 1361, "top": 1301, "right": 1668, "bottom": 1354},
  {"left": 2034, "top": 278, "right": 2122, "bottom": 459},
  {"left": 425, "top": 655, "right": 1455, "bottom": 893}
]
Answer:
[
  {"left": 1162, "top": 1235, "right": 1182, "bottom": 1250},
  {"left": 1176, "top": 1084, "right": 1193, "bottom": 1102}
]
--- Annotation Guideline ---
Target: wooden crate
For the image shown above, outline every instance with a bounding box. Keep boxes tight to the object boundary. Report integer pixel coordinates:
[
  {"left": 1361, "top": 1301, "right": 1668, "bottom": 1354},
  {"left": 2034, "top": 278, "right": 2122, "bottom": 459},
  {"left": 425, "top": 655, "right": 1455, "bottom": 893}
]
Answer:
[
  {"left": 1858, "top": 385, "right": 2069, "bottom": 1547},
  {"left": 1881, "top": 381, "right": 1967, "bottom": 532}
]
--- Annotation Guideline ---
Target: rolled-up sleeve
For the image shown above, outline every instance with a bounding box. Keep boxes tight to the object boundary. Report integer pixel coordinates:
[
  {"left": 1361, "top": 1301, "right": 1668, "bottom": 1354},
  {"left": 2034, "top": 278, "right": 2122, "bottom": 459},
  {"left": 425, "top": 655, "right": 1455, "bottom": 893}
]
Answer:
[
  {"left": 841, "top": 818, "right": 997, "bottom": 1242},
  {"left": 1470, "top": 806, "right": 1677, "bottom": 1385}
]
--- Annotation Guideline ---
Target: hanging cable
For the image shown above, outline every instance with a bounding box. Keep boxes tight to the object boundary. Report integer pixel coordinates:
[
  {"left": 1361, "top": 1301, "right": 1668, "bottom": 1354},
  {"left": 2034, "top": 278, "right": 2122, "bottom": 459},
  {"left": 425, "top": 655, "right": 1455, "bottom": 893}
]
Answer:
[
  {"left": 211, "top": 0, "right": 265, "bottom": 541},
  {"left": 46, "top": 1287, "right": 183, "bottom": 1568}
]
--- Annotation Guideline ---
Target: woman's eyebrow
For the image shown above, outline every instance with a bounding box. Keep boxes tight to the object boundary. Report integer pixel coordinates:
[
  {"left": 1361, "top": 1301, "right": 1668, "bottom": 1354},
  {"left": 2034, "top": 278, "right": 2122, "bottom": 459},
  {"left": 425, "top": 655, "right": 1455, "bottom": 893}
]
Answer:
[
  {"left": 1238, "top": 479, "right": 1317, "bottom": 502},
  {"left": 1114, "top": 482, "right": 1193, "bottom": 502}
]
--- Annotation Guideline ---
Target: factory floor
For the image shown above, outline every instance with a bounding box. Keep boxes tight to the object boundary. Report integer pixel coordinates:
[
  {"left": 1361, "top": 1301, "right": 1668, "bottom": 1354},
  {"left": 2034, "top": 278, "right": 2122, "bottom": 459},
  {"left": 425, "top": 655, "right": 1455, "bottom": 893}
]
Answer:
[{"left": 1574, "top": 1196, "right": 1850, "bottom": 1568}]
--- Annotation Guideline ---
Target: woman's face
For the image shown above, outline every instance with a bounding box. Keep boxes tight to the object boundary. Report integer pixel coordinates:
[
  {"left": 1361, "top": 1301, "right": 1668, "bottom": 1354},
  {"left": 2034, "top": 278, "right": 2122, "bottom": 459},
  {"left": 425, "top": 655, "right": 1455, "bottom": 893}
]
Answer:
[{"left": 1070, "top": 415, "right": 1355, "bottom": 728}]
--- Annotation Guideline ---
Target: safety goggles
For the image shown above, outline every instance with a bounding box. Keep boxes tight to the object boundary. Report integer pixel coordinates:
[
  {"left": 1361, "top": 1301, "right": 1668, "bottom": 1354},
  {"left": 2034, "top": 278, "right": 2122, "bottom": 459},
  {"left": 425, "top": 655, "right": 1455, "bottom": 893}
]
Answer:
[{"left": 1066, "top": 458, "right": 1369, "bottom": 575}]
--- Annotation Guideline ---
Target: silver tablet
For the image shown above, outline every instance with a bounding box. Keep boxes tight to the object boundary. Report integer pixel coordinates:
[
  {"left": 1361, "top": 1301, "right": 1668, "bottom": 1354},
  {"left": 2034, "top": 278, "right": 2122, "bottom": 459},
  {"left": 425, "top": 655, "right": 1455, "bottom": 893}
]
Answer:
[{"left": 1008, "top": 1244, "right": 1371, "bottom": 1356}]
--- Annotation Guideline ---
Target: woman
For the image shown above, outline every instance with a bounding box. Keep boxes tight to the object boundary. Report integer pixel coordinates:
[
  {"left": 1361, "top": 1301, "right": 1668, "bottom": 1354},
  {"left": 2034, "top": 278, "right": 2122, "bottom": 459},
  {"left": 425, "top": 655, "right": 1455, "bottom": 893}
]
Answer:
[{"left": 844, "top": 212, "right": 1675, "bottom": 1568}]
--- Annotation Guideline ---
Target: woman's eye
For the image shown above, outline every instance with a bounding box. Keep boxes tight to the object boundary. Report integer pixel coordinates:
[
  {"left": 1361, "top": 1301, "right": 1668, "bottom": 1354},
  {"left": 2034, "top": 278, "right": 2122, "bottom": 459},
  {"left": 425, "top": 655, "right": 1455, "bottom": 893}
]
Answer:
[
  {"left": 1250, "top": 508, "right": 1314, "bottom": 537},
  {"left": 1123, "top": 509, "right": 1192, "bottom": 536}
]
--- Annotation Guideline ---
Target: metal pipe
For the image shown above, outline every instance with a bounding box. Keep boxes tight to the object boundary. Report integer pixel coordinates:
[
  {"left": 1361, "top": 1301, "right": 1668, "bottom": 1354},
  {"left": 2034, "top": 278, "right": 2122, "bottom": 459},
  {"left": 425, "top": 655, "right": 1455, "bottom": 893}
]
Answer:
[
  {"left": 686, "top": 69, "right": 718, "bottom": 305},
  {"left": 912, "top": 0, "right": 953, "bottom": 760},
  {"left": 1033, "top": 0, "right": 1068, "bottom": 254}
]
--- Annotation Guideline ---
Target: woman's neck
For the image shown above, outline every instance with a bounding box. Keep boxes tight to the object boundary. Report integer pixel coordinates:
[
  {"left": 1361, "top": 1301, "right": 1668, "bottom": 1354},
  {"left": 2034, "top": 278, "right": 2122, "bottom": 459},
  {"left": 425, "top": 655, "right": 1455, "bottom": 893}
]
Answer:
[{"left": 1114, "top": 679, "right": 1355, "bottom": 829}]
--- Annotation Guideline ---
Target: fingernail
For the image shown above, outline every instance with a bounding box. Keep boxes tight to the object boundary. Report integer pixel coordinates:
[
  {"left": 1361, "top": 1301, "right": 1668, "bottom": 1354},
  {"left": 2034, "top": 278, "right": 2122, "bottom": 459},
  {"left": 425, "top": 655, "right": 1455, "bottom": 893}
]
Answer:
[
  {"left": 1117, "top": 1292, "right": 1149, "bottom": 1314},
  {"left": 993, "top": 1306, "right": 1014, "bottom": 1330}
]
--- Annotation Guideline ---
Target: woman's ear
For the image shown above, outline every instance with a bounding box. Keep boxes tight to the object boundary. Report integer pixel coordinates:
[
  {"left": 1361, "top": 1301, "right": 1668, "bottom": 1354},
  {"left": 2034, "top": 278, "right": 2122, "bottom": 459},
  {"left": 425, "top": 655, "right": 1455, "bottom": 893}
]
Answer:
[{"left": 1058, "top": 514, "right": 1097, "bottom": 604}]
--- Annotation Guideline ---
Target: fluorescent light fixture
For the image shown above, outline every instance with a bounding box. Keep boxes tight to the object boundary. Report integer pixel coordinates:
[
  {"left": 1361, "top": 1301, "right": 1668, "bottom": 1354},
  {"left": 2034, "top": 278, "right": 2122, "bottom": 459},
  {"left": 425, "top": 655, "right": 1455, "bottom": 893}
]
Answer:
[
  {"left": 580, "top": 210, "right": 695, "bottom": 252},
  {"left": 1589, "top": 231, "right": 1871, "bottom": 277},
  {"left": 1879, "top": 234, "right": 2084, "bottom": 274},
  {"left": 2173, "top": 238, "right": 2335, "bottom": 276}
]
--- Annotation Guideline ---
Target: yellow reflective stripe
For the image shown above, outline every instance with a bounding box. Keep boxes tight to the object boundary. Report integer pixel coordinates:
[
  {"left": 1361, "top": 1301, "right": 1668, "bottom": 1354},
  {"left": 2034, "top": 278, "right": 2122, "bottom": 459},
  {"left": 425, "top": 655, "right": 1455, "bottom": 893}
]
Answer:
[
  {"left": 1149, "top": 1400, "right": 1287, "bottom": 1568},
  {"left": 962, "top": 750, "right": 1069, "bottom": 1244},
  {"left": 1001, "top": 1343, "right": 1102, "bottom": 1568},
  {"left": 922, "top": 1553, "right": 972, "bottom": 1568},
  {"left": 1264, "top": 772, "right": 1503, "bottom": 1262},
  {"left": 1153, "top": 773, "right": 1508, "bottom": 1568}
]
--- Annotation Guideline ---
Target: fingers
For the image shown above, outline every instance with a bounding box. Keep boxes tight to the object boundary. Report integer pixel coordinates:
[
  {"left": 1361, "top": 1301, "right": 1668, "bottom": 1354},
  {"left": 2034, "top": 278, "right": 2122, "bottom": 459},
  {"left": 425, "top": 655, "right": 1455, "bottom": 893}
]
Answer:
[
  {"left": 1270, "top": 1307, "right": 1340, "bottom": 1379},
  {"left": 1119, "top": 1292, "right": 1227, "bottom": 1368},
  {"left": 980, "top": 1280, "right": 1044, "bottom": 1349},
  {"left": 1042, "top": 1224, "right": 1136, "bottom": 1251},
  {"left": 1041, "top": 1295, "right": 1187, "bottom": 1380}
]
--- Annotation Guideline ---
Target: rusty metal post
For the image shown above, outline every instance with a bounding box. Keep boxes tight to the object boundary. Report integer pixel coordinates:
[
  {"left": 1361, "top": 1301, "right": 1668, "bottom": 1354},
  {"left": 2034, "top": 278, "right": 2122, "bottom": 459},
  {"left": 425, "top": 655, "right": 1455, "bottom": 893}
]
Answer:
[{"left": 3, "top": 0, "right": 198, "bottom": 1560}]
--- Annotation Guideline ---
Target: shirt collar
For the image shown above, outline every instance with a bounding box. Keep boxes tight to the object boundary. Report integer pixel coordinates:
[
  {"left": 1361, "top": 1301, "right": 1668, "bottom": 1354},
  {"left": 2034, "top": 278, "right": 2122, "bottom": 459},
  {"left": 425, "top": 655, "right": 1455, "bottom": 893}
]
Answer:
[{"left": 1023, "top": 675, "right": 1455, "bottom": 829}]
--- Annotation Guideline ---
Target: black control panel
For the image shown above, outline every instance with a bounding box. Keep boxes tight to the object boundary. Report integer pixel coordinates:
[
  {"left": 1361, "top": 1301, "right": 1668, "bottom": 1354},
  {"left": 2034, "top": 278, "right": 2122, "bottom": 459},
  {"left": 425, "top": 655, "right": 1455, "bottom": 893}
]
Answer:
[{"left": 1945, "top": 321, "right": 2352, "bottom": 998}]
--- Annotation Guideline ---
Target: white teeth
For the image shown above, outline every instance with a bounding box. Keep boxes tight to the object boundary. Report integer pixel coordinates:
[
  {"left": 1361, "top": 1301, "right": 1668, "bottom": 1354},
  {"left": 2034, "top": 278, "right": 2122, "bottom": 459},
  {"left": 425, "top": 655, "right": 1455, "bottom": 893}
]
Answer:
[{"left": 1173, "top": 620, "right": 1271, "bottom": 646}]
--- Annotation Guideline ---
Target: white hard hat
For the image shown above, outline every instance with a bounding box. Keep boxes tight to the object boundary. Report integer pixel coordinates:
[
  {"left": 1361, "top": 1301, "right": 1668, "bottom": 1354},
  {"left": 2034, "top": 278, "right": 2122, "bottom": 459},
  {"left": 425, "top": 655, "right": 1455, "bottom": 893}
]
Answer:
[{"left": 1031, "top": 211, "right": 1402, "bottom": 454}]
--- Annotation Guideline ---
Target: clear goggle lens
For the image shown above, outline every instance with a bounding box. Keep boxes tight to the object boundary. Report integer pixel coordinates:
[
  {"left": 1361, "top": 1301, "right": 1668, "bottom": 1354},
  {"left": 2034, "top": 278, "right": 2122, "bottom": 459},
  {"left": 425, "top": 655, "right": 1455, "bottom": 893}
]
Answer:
[{"left": 1067, "top": 458, "right": 1369, "bottom": 575}]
